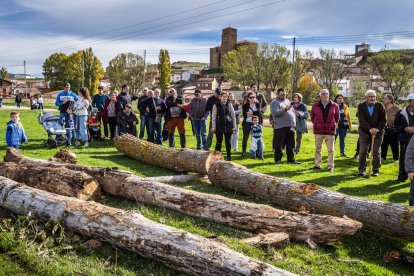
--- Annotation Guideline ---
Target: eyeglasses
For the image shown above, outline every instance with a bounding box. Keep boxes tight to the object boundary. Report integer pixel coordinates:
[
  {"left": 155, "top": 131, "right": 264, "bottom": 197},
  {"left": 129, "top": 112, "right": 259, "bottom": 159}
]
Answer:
[{"left": 249, "top": 97, "right": 256, "bottom": 99}]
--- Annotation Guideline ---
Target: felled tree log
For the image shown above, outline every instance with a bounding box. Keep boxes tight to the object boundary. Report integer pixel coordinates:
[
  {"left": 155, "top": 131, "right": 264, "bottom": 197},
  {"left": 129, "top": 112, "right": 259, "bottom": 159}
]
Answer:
[
  {"left": 114, "top": 134, "right": 223, "bottom": 174},
  {"left": 208, "top": 160, "right": 414, "bottom": 241},
  {"left": 5, "top": 148, "right": 362, "bottom": 245},
  {"left": 0, "top": 176, "right": 293, "bottom": 276},
  {"left": 0, "top": 162, "right": 100, "bottom": 201},
  {"left": 147, "top": 174, "right": 208, "bottom": 184}
]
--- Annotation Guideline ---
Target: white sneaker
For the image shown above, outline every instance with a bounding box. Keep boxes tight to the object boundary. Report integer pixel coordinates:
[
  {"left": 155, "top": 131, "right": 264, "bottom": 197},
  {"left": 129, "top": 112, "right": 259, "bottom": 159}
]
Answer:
[{"left": 83, "top": 142, "right": 89, "bottom": 148}]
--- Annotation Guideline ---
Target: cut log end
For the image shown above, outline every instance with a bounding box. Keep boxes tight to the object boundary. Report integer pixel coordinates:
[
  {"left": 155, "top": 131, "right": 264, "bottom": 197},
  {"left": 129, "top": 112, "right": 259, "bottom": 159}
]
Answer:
[
  {"left": 49, "top": 149, "right": 77, "bottom": 164},
  {"left": 241, "top": 232, "right": 290, "bottom": 248}
]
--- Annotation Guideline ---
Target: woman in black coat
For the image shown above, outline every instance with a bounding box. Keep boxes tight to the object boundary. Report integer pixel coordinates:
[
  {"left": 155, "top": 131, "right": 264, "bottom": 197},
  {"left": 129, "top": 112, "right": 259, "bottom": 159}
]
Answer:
[
  {"left": 211, "top": 92, "right": 236, "bottom": 161},
  {"left": 241, "top": 91, "right": 263, "bottom": 156}
]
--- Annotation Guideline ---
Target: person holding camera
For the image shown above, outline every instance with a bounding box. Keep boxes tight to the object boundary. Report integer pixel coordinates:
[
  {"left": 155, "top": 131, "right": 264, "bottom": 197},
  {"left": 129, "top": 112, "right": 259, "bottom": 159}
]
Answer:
[
  {"left": 211, "top": 91, "right": 236, "bottom": 161},
  {"left": 270, "top": 88, "right": 300, "bottom": 164},
  {"left": 334, "top": 94, "right": 352, "bottom": 157},
  {"left": 165, "top": 88, "right": 187, "bottom": 148}
]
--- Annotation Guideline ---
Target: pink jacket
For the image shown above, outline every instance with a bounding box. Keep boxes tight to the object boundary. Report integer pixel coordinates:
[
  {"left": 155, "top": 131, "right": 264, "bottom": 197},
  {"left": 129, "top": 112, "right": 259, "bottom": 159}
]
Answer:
[{"left": 311, "top": 101, "right": 339, "bottom": 135}]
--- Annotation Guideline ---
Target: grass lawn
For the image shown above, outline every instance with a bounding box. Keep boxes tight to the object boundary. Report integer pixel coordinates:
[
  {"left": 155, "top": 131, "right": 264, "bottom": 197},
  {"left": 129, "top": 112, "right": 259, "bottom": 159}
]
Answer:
[{"left": 0, "top": 107, "right": 413, "bottom": 275}]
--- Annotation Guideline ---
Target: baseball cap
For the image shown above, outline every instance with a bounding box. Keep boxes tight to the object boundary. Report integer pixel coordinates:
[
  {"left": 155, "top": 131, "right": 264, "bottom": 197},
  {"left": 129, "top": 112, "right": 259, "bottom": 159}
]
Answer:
[
  {"left": 194, "top": 89, "right": 201, "bottom": 94},
  {"left": 125, "top": 103, "right": 132, "bottom": 108}
]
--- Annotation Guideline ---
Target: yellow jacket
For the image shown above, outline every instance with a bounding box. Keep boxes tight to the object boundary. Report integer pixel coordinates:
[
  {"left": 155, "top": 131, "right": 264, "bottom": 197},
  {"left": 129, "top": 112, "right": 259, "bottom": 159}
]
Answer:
[{"left": 337, "top": 103, "right": 352, "bottom": 130}]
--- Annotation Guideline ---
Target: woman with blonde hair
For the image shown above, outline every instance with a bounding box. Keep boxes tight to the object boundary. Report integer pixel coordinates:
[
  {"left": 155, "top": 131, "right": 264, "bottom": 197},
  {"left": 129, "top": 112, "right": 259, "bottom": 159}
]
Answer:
[{"left": 74, "top": 87, "right": 91, "bottom": 147}]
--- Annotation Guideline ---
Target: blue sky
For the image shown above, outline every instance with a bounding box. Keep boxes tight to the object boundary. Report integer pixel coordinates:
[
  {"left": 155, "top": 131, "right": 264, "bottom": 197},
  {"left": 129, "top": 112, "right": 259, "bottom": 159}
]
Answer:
[{"left": 1, "top": 0, "right": 414, "bottom": 76}]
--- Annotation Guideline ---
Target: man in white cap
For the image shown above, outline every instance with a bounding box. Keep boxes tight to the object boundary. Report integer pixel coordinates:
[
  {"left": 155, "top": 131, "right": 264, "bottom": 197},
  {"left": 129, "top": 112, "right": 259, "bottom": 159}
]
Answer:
[
  {"left": 394, "top": 93, "right": 414, "bottom": 181},
  {"left": 357, "top": 90, "right": 386, "bottom": 176}
]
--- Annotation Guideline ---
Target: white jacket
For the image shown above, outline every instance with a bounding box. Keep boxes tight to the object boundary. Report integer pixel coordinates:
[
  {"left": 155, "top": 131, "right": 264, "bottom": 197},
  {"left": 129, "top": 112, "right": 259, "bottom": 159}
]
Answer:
[{"left": 74, "top": 97, "right": 89, "bottom": 116}]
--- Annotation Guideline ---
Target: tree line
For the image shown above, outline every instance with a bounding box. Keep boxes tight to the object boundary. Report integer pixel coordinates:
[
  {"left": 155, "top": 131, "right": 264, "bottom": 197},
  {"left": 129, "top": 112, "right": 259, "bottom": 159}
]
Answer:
[
  {"left": 222, "top": 44, "right": 414, "bottom": 104},
  {"left": 42, "top": 48, "right": 172, "bottom": 96}
]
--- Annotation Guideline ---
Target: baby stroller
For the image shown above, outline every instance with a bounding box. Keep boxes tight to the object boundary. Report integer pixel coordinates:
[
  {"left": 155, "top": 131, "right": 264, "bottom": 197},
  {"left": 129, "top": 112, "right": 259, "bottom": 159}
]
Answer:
[{"left": 38, "top": 112, "right": 67, "bottom": 148}]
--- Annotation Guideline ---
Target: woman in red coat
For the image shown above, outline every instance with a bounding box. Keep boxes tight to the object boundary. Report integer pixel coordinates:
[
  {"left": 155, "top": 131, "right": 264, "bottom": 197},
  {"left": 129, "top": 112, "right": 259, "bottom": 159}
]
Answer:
[
  {"left": 102, "top": 91, "right": 119, "bottom": 140},
  {"left": 310, "top": 89, "right": 339, "bottom": 172}
]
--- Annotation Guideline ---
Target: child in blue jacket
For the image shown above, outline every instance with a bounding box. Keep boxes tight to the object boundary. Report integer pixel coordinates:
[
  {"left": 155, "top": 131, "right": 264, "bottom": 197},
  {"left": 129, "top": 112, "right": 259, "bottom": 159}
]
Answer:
[{"left": 6, "top": 111, "right": 28, "bottom": 150}]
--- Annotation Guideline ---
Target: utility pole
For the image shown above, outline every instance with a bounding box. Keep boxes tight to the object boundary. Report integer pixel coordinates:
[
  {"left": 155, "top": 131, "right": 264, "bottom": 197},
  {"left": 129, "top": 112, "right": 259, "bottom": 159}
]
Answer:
[
  {"left": 142, "top": 49, "right": 147, "bottom": 91},
  {"left": 23, "top": 60, "right": 27, "bottom": 99},
  {"left": 81, "top": 50, "right": 85, "bottom": 88},
  {"left": 290, "top": 37, "right": 296, "bottom": 101}
]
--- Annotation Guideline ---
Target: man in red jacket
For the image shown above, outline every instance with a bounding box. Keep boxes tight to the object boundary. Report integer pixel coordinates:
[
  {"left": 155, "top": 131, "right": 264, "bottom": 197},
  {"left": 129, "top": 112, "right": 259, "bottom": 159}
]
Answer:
[{"left": 310, "top": 89, "right": 340, "bottom": 172}]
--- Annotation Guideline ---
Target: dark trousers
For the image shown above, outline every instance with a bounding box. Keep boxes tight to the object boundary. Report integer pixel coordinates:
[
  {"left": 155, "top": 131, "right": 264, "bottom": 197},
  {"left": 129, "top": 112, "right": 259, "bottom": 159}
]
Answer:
[
  {"left": 242, "top": 122, "right": 253, "bottom": 153},
  {"left": 274, "top": 127, "right": 295, "bottom": 162},
  {"left": 381, "top": 130, "right": 399, "bottom": 160},
  {"left": 107, "top": 117, "right": 117, "bottom": 139},
  {"left": 146, "top": 117, "right": 155, "bottom": 143},
  {"left": 215, "top": 131, "right": 232, "bottom": 160},
  {"left": 398, "top": 139, "right": 413, "bottom": 180},
  {"left": 358, "top": 130, "right": 384, "bottom": 172},
  {"left": 410, "top": 180, "right": 414, "bottom": 206}
]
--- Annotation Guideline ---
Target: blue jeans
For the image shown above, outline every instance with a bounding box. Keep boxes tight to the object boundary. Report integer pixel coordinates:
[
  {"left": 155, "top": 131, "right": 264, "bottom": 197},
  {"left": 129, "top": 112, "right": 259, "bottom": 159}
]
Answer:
[
  {"left": 410, "top": 180, "right": 414, "bottom": 206},
  {"left": 139, "top": 114, "right": 148, "bottom": 139},
  {"left": 59, "top": 113, "right": 66, "bottom": 125},
  {"left": 66, "top": 129, "right": 76, "bottom": 145},
  {"left": 335, "top": 127, "right": 348, "bottom": 155},
  {"left": 76, "top": 115, "right": 88, "bottom": 142},
  {"left": 192, "top": 119, "right": 207, "bottom": 149},
  {"left": 146, "top": 117, "right": 155, "bottom": 143}
]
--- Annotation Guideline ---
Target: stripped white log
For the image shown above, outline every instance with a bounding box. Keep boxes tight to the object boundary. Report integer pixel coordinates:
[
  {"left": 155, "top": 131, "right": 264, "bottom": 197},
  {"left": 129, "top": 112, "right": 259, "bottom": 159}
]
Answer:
[{"left": 0, "top": 176, "right": 294, "bottom": 276}]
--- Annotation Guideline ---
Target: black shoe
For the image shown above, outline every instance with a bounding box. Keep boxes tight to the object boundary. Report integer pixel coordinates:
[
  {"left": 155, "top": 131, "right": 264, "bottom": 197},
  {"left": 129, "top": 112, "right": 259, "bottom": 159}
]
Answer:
[
  {"left": 397, "top": 177, "right": 408, "bottom": 182},
  {"left": 341, "top": 153, "right": 349, "bottom": 158},
  {"left": 358, "top": 171, "right": 366, "bottom": 176},
  {"left": 372, "top": 170, "right": 379, "bottom": 177},
  {"left": 275, "top": 160, "right": 283, "bottom": 164},
  {"left": 241, "top": 151, "right": 246, "bottom": 157},
  {"left": 287, "top": 160, "right": 301, "bottom": 164},
  {"left": 354, "top": 154, "right": 359, "bottom": 160},
  {"left": 312, "top": 165, "right": 321, "bottom": 170}
]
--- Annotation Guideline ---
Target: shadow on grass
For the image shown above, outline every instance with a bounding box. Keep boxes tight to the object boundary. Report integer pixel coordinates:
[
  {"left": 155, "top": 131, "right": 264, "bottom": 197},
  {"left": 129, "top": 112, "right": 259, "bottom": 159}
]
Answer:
[{"left": 337, "top": 180, "right": 408, "bottom": 197}]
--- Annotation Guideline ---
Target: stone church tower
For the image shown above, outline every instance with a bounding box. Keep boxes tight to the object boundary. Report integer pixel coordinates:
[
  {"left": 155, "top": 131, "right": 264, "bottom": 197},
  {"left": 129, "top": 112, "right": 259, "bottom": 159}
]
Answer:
[{"left": 210, "top": 27, "right": 238, "bottom": 68}]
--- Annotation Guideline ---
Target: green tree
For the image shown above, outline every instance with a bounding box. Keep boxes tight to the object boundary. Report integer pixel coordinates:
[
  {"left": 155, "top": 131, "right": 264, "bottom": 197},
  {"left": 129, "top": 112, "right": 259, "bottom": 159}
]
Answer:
[
  {"left": 297, "top": 75, "right": 320, "bottom": 104},
  {"left": 43, "top": 49, "right": 104, "bottom": 94},
  {"left": 82, "top": 48, "right": 105, "bottom": 95},
  {"left": 259, "top": 43, "right": 291, "bottom": 92},
  {"left": 315, "top": 48, "right": 345, "bottom": 93},
  {"left": 42, "top": 52, "right": 69, "bottom": 91},
  {"left": 350, "top": 80, "right": 367, "bottom": 106},
  {"left": 106, "top": 53, "right": 152, "bottom": 95},
  {"left": 1, "top": 67, "right": 9, "bottom": 80},
  {"left": 158, "top": 49, "right": 171, "bottom": 95},
  {"left": 367, "top": 50, "right": 414, "bottom": 99},
  {"left": 223, "top": 45, "right": 257, "bottom": 92}
]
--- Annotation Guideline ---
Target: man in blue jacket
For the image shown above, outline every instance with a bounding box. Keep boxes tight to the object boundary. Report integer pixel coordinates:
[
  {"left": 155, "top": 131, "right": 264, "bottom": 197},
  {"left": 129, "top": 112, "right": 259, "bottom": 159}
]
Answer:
[
  {"left": 92, "top": 86, "right": 109, "bottom": 137},
  {"left": 55, "top": 83, "right": 78, "bottom": 125}
]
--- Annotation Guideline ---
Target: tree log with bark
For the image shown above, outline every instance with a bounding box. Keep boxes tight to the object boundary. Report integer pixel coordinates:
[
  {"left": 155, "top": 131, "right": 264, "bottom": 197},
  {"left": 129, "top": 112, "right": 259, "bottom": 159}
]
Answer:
[
  {"left": 114, "top": 134, "right": 223, "bottom": 174},
  {"left": 0, "top": 162, "right": 100, "bottom": 201},
  {"left": 0, "top": 176, "right": 294, "bottom": 276},
  {"left": 4, "top": 148, "right": 362, "bottom": 245},
  {"left": 208, "top": 160, "right": 414, "bottom": 241}
]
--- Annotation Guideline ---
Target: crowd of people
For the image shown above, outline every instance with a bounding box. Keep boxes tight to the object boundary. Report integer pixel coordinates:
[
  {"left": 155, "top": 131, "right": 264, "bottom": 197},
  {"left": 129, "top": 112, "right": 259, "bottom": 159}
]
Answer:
[{"left": 5, "top": 82, "right": 414, "bottom": 206}]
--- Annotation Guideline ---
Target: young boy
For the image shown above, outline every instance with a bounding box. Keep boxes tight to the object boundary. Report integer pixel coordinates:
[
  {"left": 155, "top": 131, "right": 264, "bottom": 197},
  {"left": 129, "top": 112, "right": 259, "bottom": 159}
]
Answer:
[
  {"left": 250, "top": 115, "right": 264, "bottom": 160},
  {"left": 88, "top": 108, "right": 102, "bottom": 141},
  {"left": 6, "top": 111, "right": 28, "bottom": 150},
  {"left": 63, "top": 106, "right": 76, "bottom": 146},
  {"left": 117, "top": 103, "right": 138, "bottom": 137}
]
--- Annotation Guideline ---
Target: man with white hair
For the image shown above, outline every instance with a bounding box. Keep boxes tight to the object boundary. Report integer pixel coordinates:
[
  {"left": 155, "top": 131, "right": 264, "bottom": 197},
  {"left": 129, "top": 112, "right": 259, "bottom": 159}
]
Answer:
[
  {"left": 394, "top": 93, "right": 414, "bottom": 181},
  {"left": 357, "top": 90, "right": 387, "bottom": 176},
  {"left": 310, "top": 89, "right": 339, "bottom": 172}
]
